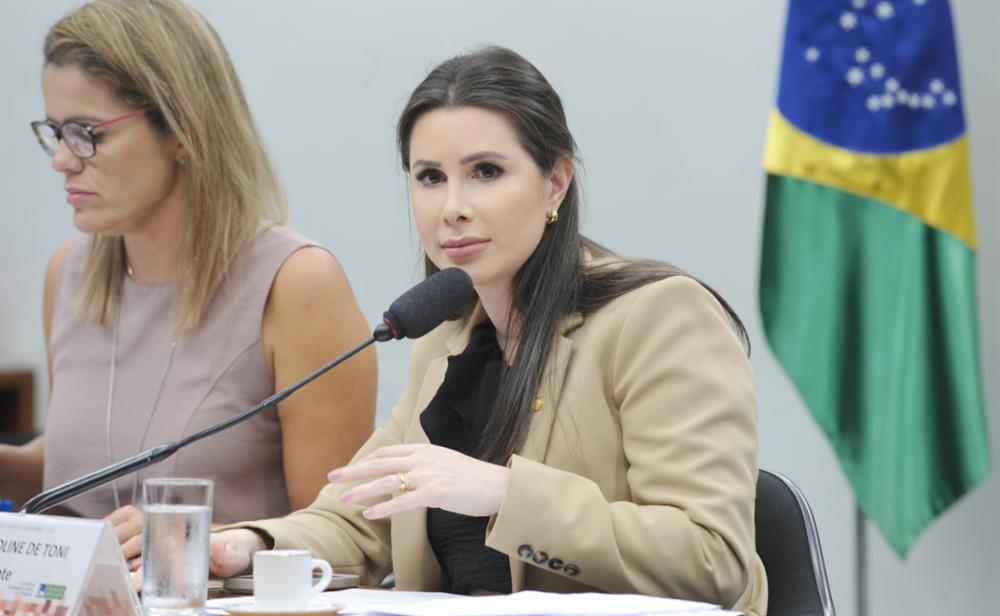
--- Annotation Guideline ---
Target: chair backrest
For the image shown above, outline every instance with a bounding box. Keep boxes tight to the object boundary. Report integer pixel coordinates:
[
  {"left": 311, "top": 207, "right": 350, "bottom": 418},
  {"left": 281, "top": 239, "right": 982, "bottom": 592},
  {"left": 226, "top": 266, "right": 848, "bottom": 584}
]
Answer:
[{"left": 755, "top": 469, "right": 836, "bottom": 616}]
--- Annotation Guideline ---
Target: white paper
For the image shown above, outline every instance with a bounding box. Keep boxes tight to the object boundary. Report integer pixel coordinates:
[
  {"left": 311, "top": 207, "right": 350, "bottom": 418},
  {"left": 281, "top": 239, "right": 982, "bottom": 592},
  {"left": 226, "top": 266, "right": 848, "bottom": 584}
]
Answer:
[
  {"left": 354, "top": 590, "right": 731, "bottom": 616},
  {"left": 208, "top": 588, "right": 740, "bottom": 616},
  {"left": 322, "top": 588, "right": 462, "bottom": 614},
  {"left": 207, "top": 587, "right": 459, "bottom": 615}
]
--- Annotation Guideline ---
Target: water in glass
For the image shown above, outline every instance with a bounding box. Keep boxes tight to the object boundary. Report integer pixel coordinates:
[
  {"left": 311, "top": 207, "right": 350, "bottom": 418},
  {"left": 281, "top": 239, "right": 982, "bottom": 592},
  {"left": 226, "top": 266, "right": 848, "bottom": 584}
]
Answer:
[{"left": 141, "top": 504, "right": 211, "bottom": 615}]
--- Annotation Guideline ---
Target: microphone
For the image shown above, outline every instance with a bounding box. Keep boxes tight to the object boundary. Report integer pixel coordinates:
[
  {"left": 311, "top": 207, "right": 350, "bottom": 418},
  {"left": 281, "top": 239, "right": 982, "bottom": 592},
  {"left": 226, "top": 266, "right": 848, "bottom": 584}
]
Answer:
[
  {"left": 20, "top": 268, "right": 475, "bottom": 514},
  {"left": 376, "top": 267, "right": 476, "bottom": 341}
]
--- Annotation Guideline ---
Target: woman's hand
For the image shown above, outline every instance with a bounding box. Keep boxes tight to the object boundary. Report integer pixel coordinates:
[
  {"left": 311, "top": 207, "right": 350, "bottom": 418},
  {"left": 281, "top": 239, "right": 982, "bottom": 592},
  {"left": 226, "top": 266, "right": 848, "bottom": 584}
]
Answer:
[
  {"left": 209, "top": 529, "right": 267, "bottom": 578},
  {"left": 106, "top": 505, "right": 143, "bottom": 570},
  {"left": 131, "top": 529, "right": 263, "bottom": 593},
  {"left": 329, "top": 444, "right": 511, "bottom": 519}
]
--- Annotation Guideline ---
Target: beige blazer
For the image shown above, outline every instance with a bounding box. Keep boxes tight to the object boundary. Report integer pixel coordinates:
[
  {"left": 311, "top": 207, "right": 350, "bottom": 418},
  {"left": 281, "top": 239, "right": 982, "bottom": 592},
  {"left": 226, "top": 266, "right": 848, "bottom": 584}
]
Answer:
[{"left": 246, "top": 275, "right": 767, "bottom": 615}]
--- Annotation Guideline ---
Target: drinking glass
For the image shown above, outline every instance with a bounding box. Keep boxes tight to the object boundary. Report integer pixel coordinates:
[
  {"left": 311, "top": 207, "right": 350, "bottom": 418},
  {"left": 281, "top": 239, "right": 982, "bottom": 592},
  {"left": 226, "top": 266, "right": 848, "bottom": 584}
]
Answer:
[{"left": 141, "top": 478, "right": 213, "bottom": 616}]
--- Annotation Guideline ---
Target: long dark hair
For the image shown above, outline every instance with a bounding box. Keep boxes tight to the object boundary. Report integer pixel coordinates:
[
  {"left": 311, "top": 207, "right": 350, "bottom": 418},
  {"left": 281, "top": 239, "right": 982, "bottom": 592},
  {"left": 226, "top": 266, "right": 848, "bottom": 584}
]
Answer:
[{"left": 397, "top": 46, "right": 748, "bottom": 465}]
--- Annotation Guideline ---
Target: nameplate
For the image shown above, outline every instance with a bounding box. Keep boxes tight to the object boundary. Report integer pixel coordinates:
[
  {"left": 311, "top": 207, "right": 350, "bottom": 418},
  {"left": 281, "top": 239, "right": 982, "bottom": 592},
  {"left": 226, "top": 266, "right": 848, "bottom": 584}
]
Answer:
[{"left": 0, "top": 512, "right": 139, "bottom": 615}]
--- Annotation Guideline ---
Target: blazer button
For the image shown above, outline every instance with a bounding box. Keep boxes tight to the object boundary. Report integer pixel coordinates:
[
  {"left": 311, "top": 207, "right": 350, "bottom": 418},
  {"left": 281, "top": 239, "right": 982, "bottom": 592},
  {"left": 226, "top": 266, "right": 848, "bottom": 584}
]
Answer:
[
  {"left": 548, "top": 558, "right": 564, "bottom": 571},
  {"left": 532, "top": 551, "right": 549, "bottom": 565},
  {"left": 517, "top": 544, "right": 533, "bottom": 559},
  {"left": 532, "top": 397, "right": 544, "bottom": 412},
  {"left": 564, "top": 564, "right": 581, "bottom": 577}
]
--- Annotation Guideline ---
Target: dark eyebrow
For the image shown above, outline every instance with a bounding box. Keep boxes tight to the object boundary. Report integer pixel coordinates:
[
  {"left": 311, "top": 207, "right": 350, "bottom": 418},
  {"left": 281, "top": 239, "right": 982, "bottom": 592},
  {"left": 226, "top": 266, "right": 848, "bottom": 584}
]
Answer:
[
  {"left": 459, "top": 151, "right": 508, "bottom": 164},
  {"left": 412, "top": 151, "right": 509, "bottom": 169}
]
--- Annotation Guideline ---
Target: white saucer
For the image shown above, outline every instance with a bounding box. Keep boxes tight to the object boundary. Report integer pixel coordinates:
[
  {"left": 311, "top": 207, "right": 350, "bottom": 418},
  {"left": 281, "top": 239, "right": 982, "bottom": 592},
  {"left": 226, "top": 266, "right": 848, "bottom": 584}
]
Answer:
[{"left": 224, "top": 600, "right": 343, "bottom": 616}]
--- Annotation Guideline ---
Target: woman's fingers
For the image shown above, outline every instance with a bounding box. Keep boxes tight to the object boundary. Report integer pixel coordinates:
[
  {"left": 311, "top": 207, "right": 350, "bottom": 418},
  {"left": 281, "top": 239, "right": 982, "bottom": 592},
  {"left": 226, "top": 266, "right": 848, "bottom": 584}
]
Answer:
[
  {"left": 339, "top": 472, "right": 412, "bottom": 505},
  {"left": 106, "top": 504, "right": 142, "bottom": 545},
  {"left": 105, "top": 504, "right": 137, "bottom": 525},
  {"left": 328, "top": 444, "right": 508, "bottom": 519},
  {"left": 328, "top": 451, "right": 415, "bottom": 483},
  {"left": 120, "top": 533, "right": 143, "bottom": 561},
  {"left": 107, "top": 504, "right": 145, "bottom": 562},
  {"left": 355, "top": 444, "right": 420, "bottom": 462},
  {"left": 209, "top": 530, "right": 261, "bottom": 578},
  {"left": 132, "top": 566, "right": 143, "bottom": 593},
  {"left": 361, "top": 490, "right": 426, "bottom": 520}
]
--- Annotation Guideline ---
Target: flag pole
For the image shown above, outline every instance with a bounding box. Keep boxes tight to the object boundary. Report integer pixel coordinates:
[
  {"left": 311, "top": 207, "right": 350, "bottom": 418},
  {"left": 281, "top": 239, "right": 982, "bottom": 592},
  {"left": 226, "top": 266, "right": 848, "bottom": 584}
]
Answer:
[{"left": 856, "top": 504, "right": 868, "bottom": 616}]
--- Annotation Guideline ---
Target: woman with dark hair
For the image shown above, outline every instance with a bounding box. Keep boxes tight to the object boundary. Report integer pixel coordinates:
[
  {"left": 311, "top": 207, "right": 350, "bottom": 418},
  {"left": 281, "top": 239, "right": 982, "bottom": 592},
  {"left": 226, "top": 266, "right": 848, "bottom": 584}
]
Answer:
[{"left": 211, "top": 46, "right": 767, "bottom": 615}]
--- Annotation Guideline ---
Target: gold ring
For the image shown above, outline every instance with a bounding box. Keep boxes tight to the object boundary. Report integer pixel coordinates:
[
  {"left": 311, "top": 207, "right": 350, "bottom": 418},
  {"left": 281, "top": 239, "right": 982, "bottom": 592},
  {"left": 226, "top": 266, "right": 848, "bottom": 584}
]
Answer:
[{"left": 397, "top": 471, "right": 409, "bottom": 493}]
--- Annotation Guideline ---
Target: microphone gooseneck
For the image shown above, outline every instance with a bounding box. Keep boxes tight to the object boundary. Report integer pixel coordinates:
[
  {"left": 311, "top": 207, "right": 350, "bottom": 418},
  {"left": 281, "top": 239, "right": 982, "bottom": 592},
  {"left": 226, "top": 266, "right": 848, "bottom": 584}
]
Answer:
[
  {"left": 20, "top": 336, "right": 378, "bottom": 514},
  {"left": 20, "top": 268, "right": 477, "bottom": 515}
]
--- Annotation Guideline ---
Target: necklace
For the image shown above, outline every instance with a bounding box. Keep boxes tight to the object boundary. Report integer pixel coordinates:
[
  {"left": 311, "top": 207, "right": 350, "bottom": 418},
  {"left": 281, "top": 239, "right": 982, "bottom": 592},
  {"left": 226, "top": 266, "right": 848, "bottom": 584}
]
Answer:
[{"left": 105, "top": 302, "right": 177, "bottom": 509}]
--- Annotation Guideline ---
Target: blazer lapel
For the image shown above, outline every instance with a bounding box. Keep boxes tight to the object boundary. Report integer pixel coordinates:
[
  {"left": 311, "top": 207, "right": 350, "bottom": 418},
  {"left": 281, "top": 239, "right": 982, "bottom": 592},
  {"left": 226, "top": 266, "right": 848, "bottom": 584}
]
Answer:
[
  {"left": 507, "top": 312, "right": 581, "bottom": 590},
  {"left": 516, "top": 313, "right": 580, "bottom": 462}
]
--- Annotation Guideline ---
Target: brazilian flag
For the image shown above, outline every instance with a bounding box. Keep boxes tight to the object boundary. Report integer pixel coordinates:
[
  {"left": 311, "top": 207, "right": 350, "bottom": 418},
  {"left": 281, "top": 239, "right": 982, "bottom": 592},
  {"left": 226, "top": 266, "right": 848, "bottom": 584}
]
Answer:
[{"left": 760, "top": 0, "right": 989, "bottom": 557}]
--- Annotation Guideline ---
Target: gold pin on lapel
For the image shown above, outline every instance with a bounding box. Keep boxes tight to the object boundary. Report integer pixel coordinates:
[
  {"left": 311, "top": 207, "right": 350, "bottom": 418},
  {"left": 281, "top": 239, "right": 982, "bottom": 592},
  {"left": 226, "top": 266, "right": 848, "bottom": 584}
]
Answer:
[{"left": 532, "top": 397, "right": 544, "bottom": 412}]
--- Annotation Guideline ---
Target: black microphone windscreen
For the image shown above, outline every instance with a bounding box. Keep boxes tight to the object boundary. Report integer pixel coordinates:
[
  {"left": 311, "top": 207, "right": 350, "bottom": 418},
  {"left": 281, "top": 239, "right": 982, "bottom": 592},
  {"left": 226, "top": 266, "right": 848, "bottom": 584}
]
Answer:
[{"left": 381, "top": 268, "right": 476, "bottom": 340}]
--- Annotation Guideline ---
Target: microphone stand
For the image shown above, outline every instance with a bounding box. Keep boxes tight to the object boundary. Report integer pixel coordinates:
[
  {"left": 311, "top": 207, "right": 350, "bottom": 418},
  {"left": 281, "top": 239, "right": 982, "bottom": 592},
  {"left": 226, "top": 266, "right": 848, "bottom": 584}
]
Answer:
[{"left": 21, "top": 325, "right": 392, "bottom": 515}]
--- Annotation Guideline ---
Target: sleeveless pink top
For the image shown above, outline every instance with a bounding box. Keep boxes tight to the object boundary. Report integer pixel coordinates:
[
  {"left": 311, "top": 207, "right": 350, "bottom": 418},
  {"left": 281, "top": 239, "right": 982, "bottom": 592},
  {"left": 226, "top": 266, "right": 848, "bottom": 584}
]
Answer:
[{"left": 44, "top": 226, "right": 315, "bottom": 522}]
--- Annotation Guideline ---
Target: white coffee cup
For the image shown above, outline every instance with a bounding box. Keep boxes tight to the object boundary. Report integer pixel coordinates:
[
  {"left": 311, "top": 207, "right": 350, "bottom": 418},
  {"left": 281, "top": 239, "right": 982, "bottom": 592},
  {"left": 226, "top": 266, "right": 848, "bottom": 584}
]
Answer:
[{"left": 253, "top": 549, "right": 334, "bottom": 610}]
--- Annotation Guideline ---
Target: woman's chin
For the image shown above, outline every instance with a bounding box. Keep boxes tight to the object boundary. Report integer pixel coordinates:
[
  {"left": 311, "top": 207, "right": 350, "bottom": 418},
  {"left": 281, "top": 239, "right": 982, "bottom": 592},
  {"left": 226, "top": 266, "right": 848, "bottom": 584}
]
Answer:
[{"left": 73, "top": 214, "right": 125, "bottom": 237}]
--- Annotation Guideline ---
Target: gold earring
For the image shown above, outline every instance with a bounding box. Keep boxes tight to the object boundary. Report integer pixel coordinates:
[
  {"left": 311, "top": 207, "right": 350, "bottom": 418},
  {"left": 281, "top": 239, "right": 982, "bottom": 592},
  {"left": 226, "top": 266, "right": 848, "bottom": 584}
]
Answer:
[{"left": 546, "top": 209, "right": 559, "bottom": 225}]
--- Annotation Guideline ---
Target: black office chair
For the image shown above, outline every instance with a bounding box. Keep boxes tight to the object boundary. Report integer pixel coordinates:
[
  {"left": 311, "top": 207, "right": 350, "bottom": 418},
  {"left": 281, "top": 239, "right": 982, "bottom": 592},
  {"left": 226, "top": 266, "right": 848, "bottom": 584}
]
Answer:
[{"left": 755, "top": 469, "right": 836, "bottom": 616}]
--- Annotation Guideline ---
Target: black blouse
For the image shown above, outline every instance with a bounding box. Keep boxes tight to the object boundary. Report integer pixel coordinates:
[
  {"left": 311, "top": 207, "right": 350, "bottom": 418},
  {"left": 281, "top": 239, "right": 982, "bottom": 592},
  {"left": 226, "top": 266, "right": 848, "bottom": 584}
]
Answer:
[{"left": 420, "top": 319, "right": 513, "bottom": 595}]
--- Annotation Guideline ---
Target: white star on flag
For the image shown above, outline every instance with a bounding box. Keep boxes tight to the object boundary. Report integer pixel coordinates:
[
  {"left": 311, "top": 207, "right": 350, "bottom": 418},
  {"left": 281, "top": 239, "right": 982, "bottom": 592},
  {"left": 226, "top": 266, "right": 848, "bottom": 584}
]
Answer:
[
  {"left": 885, "top": 78, "right": 900, "bottom": 92},
  {"left": 869, "top": 63, "right": 885, "bottom": 79},
  {"left": 942, "top": 91, "right": 958, "bottom": 106},
  {"left": 867, "top": 95, "right": 881, "bottom": 111},
  {"left": 913, "top": 0, "right": 928, "bottom": 5},
  {"left": 840, "top": 12, "right": 858, "bottom": 30},
  {"left": 805, "top": 47, "right": 821, "bottom": 62},
  {"left": 876, "top": 1, "right": 895, "bottom": 19},
  {"left": 921, "top": 94, "right": 936, "bottom": 109},
  {"left": 855, "top": 47, "right": 871, "bottom": 63},
  {"left": 846, "top": 67, "right": 865, "bottom": 86},
  {"left": 908, "top": 93, "right": 921, "bottom": 109},
  {"left": 930, "top": 79, "right": 945, "bottom": 93},
  {"left": 880, "top": 94, "right": 895, "bottom": 108},
  {"left": 853, "top": 0, "right": 867, "bottom": 8}
]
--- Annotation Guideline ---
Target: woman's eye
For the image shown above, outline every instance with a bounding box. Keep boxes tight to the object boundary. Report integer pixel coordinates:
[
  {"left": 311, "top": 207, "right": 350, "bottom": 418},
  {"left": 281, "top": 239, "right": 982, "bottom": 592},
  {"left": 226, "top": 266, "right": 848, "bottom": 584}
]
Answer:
[
  {"left": 473, "top": 162, "right": 504, "bottom": 181},
  {"left": 416, "top": 169, "right": 445, "bottom": 186}
]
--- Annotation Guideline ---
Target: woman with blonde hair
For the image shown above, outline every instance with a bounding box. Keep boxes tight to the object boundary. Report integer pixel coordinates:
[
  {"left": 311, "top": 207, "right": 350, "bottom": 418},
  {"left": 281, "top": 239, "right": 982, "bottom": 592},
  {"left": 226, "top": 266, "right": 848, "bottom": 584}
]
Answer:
[{"left": 0, "top": 0, "right": 376, "bottom": 564}]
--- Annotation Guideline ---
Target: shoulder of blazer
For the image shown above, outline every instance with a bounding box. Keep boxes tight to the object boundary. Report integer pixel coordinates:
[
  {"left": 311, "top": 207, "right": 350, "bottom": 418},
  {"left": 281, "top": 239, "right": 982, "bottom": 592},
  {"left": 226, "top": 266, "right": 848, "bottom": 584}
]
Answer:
[
  {"left": 580, "top": 274, "right": 732, "bottom": 334},
  {"left": 404, "top": 275, "right": 732, "bottom": 363}
]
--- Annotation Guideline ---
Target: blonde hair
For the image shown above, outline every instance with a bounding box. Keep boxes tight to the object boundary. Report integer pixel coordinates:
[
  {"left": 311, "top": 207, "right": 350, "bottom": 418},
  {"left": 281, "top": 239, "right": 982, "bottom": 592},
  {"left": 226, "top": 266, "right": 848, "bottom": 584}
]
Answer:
[{"left": 44, "top": 0, "right": 287, "bottom": 335}]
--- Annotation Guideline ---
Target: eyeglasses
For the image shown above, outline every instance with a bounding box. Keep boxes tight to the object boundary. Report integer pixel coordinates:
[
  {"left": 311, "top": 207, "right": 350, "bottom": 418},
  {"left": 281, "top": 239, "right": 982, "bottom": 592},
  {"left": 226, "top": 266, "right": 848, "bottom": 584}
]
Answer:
[{"left": 30, "top": 110, "right": 146, "bottom": 159}]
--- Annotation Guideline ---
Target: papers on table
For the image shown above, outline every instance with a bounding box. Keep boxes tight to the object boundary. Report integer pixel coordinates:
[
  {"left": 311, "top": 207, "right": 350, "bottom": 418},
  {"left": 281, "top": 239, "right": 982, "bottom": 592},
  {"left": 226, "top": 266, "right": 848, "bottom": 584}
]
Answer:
[
  {"left": 206, "top": 588, "right": 456, "bottom": 615},
  {"left": 207, "top": 588, "right": 740, "bottom": 616}
]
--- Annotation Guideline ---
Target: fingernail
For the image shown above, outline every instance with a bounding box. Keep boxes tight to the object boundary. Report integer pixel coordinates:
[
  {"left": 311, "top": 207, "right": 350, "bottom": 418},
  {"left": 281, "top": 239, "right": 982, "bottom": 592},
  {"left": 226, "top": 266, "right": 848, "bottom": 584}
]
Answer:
[
  {"left": 327, "top": 469, "right": 342, "bottom": 481},
  {"left": 362, "top": 509, "right": 375, "bottom": 519},
  {"left": 339, "top": 492, "right": 353, "bottom": 504}
]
